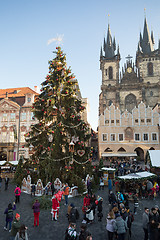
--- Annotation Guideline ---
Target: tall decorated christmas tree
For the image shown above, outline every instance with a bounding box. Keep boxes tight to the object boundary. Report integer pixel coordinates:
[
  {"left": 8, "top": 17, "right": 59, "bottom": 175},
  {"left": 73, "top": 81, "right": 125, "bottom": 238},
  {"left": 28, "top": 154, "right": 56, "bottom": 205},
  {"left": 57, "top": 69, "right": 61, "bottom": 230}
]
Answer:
[{"left": 25, "top": 47, "right": 92, "bottom": 188}]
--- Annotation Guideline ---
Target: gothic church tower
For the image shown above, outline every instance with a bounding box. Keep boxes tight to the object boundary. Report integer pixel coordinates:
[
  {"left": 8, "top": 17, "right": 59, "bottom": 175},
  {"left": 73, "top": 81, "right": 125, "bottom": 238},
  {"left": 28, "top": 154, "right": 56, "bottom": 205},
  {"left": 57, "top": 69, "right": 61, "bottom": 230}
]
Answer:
[{"left": 99, "top": 23, "right": 120, "bottom": 115}]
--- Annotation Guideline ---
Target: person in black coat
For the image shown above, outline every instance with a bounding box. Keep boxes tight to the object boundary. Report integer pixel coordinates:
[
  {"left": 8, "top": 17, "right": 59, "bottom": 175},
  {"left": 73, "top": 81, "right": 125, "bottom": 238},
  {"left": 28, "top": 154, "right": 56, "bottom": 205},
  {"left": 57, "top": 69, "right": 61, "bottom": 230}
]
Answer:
[{"left": 69, "top": 203, "right": 79, "bottom": 224}]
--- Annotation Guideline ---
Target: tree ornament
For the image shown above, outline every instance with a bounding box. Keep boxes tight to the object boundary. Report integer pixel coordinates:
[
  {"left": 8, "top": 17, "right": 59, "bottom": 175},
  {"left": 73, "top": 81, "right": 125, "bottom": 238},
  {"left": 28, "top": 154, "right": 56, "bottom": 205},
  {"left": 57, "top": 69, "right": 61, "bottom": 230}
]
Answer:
[{"left": 77, "top": 150, "right": 85, "bottom": 157}]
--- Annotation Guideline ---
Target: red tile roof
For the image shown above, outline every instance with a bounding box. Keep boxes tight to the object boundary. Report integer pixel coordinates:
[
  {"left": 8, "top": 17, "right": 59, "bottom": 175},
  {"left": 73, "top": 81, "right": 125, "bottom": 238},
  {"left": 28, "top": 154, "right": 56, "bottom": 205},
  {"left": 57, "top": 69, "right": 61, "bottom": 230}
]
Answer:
[{"left": 0, "top": 87, "right": 38, "bottom": 98}]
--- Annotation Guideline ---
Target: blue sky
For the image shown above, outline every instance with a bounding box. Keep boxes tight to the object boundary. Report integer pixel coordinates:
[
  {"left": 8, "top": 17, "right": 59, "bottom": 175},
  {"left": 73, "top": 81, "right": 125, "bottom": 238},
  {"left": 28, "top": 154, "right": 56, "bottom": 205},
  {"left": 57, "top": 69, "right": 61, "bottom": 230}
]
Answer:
[{"left": 0, "top": 0, "right": 160, "bottom": 130}]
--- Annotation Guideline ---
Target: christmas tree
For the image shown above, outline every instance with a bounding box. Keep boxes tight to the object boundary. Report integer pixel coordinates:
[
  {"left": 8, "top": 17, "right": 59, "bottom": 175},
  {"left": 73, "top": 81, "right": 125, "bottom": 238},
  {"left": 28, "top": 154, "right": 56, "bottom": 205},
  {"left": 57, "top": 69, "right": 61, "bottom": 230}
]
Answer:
[{"left": 25, "top": 47, "right": 92, "bottom": 186}]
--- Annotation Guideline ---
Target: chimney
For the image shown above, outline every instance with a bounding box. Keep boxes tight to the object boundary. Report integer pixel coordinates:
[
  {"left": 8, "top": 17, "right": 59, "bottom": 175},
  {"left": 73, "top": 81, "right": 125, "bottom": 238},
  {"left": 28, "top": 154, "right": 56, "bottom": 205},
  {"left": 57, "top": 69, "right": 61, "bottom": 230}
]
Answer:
[
  {"left": 6, "top": 92, "right": 8, "bottom": 98},
  {"left": 34, "top": 86, "right": 38, "bottom": 93}
]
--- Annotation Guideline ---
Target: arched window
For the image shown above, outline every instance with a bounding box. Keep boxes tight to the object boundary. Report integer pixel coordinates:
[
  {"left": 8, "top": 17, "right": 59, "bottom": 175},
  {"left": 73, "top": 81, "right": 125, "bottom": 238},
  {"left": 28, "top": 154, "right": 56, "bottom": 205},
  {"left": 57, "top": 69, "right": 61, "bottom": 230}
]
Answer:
[
  {"left": 125, "top": 94, "right": 137, "bottom": 112},
  {"left": 148, "top": 62, "right": 153, "bottom": 76},
  {"left": 109, "top": 66, "right": 113, "bottom": 79}
]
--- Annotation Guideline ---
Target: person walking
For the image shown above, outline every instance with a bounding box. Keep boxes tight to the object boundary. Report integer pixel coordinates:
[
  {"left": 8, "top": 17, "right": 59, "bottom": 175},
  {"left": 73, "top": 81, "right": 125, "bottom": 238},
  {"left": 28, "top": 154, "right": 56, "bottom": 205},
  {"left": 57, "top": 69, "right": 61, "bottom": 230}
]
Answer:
[
  {"left": 4, "top": 202, "right": 16, "bottom": 232},
  {"left": 142, "top": 208, "right": 149, "bottom": 240},
  {"left": 10, "top": 213, "right": 21, "bottom": 240},
  {"left": 99, "top": 177, "right": 104, "bottom": 190},
  {"left": 113, "top": 212, "right": 127, "bottom": 240},
  {"left": 63, "top": 183, "right": 70, "bottom": 205},
  {"left": 31, "top": 184, "right": 36, "bottom": 197},
  {"left": 106, "top": 210, "right": 116, "bottom": 240},
  {"left": 79, "top": 223, "right": 91, "bottom": 240},
  {"left": 14, "top": 185, "right": 21, "bottom": 203},
  {"left": 15, "top": 224, "right": 28, "bottom": 240},
  {"left": 51, "top": 195, "right": 59, "bottom": 221},
  {"left": 5, "top": 176, "right": 9, "bottom": 190},
  {"left": 32, "top": 199, "right": 40, "bottom": 227},
  {"left": 68, "top": 203, "right": 79, "bottom": 223},
  {"left": 108, "top": 178, "right": 112, "bottom": 194},
  {"left": 65, "top": 222, "right": 78, "bottom": 240}
]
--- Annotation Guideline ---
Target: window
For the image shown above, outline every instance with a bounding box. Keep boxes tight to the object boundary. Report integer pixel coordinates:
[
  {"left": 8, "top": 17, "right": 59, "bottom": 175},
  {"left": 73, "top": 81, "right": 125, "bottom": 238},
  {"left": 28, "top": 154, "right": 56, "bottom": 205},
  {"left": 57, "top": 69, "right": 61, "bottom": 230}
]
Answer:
[
  {"left": 116, "top": 120, "right": 120, "bottom": 124},
  {"left": 2, "top": 113, "right": 7, "bottom": 121},
  {"left": 141, "top": 119, "right": 144, "bottom": 123},
  {"left": 10, "top": 113, "right": 15, "bottom": 121},
  {"left": 147, "top": 119, "right": 151, "bottom": 123},
  {"left": 110, "top": 134, "right": 115, "bottom": 141},
  {"left": 21, "top": 112, "right": 26, "bottom": 121},
  {"left": 135, "top": 119, "right": 138, "bottom": 123},
  {"left": 2, "top": 132, "right": 7, "bottom": 142},
  {"left": 143, "top": 133, "right": 149, "bottom": 141},
  {"left": 150, "top": 91, "right": 153, "bottom": 96},
  {"left": 135, "top": 133, "right": 140, "bottom": 141},
  {"left": 148, "top": 62, "right": 153, "bottom": 76},
  {"left": 109, "top": 66, "right": 113, "bottom": 79},
  {"left": 10, "top": 132, "right": 14, "bottom": 142},
  {"left": 102, "top": 134, "right": 107, "bottom": 141},
  {"left": 119, "top": 134, "right": 123, "bottom": 141},
  {"left": 28, "top": 97, "right": 31, "bottom": 103},
  {"left": 105, "top": 120, "right": 109, "bottom": 124},
  {"left": 105, "top": 69, "right": 107, "bottom": 76},
  {"left": 111, "top": 120, "right": 114, "bottom": 124},
  {"left": 152, "top": 133, "right": 157, "bottom": 141}
]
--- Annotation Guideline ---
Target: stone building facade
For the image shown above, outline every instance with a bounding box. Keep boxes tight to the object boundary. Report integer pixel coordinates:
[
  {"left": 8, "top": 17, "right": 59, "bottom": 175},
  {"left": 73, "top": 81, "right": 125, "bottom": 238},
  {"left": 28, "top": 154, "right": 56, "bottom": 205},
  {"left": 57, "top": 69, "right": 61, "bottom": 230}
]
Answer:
[
  {"left": 99, "top": 17, "right": 160, "bottom": 115},
  {"left": 0, "top": 87, "right": 38, "bottom": 162},
  {"left": 98, "top": 102, "right": 160, "bottom": 160},
  {"left": 98, "top": 17, "right": 160, "bottom": 160}
]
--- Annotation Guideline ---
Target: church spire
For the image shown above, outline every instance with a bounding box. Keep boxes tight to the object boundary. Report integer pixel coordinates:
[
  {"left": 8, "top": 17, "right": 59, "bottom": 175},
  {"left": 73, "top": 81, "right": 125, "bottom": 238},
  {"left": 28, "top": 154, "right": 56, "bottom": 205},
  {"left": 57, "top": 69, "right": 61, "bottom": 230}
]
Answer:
[
  {"left": 139, "top": 17, "right": 154, "bottom": 54},
  {"left": 103, "top": 23, "right": 117, "bottom": 59}
]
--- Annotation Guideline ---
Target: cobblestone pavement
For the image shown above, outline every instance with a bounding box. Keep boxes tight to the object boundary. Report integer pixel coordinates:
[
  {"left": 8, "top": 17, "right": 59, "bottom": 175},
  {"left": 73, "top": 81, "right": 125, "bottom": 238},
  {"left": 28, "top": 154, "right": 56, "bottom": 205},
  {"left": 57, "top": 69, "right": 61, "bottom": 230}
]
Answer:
[{"left": 0, "top": 180, "right": 160, "bottom": 240}]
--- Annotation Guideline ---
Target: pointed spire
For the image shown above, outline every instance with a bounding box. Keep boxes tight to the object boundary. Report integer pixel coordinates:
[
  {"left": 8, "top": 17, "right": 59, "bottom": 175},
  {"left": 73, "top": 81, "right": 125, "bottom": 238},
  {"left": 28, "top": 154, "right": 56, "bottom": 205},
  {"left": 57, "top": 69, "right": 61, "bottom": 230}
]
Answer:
[
  {"left": 142, "top": 17, "right": 154, "bottom": 53},
  {"left": 159, "top": 39, "right": 160, "bottom": 49},
  {"left": 113, "top": 37, "right": 116, "bottom": 51},
  {"left": 107, "top": 24, "right": 112, "bottom": 46},
  {"left": 117, "top": 44, "right": 120, "bottom": 55},
  {"left": 103, "top": 37, "right": 106, "bottom": 52},
  {"left": 151, "top": 30, "right": 154, "bottom": 44},
  {"left": 139, "top": 32, "right": 143, "bottom": 47},
  {"left": 100, "top": 46, "right": 103, "bottom": 58},
  {"left": 137, "top": 41, "right": 140, "bottom": 52}
]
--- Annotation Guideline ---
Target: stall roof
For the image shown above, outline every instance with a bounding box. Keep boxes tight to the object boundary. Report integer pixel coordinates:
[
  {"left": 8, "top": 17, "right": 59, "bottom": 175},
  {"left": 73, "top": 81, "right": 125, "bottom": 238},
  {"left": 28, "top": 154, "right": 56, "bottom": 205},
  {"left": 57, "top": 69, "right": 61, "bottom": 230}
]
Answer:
[
  {"left": 101, "top": 167, "right": 116, "bottom": 171},
  {"left": 9, "top": 161, "right": 18, "bottom": 165},
  {"left": 148, "top": 150, "right": 160, "bottom": 167},
  {"left": 118, "top": 171, "right": 156, "bottom": 180},
  {"left": 102, "top": 153, "right": 137, "bottom": 157},
  {"left": 0, "top": 161, "right": 18, "bottom": 166},
  {"left": 0, "top": 161, "right": 7, "bottom": 166}
]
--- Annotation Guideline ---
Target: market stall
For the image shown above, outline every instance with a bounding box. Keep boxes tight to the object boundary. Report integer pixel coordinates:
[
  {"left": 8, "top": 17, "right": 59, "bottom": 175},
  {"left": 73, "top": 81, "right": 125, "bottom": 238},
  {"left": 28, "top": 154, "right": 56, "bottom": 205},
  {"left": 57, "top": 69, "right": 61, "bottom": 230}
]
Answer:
[
  {"left": 100, "top": 167, "right": 116, "bottom": 185},
  {"left": 0, "top": 161, "right": 18, "bottom": 178},
  {"left": 117, "top": 171, "right": 156, "bottom": 197},
  {"left": 147, "top": 150, "right": 160, "bottom": 175}
]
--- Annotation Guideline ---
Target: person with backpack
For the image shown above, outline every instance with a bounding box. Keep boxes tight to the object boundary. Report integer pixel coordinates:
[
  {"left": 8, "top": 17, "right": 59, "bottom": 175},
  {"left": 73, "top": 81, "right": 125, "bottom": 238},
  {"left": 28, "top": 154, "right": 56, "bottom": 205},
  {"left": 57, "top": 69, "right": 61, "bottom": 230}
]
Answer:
[
  {"left": 5, "top": 176, "right": 9, "bottom": 190},
  {"left": 4, "top": 202, "right": 16, "bottom": 232},
  {"left": 65, "top": 222, "right": 78, "bottom": 240},
  {"left": 68, "top": 203, "right": 79, "bottom": 223},
  {"left": 14, "top": 185, "right": 21, "bottom": 203}
]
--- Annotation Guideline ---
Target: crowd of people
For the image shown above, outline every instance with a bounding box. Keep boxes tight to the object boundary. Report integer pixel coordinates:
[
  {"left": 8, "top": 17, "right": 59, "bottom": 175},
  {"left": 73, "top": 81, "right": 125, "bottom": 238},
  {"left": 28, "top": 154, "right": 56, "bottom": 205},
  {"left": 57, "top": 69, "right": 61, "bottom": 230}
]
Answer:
[{"left": 1, "top": 173, "right": 160, "bottom": 240}]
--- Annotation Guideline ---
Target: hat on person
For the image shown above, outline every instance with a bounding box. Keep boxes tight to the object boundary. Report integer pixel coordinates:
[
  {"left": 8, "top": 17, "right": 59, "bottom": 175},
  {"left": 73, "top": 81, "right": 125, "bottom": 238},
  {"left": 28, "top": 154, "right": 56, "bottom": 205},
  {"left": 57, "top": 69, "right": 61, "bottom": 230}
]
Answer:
[
  {"left": 15, "top": 213, "right": 20, "bottom": 219},
  {"left": 70, "top": 203, "right": 75, "bottom": 208},
  {"left": 155, "top": 205, "right": 159, "bottom": 209}
]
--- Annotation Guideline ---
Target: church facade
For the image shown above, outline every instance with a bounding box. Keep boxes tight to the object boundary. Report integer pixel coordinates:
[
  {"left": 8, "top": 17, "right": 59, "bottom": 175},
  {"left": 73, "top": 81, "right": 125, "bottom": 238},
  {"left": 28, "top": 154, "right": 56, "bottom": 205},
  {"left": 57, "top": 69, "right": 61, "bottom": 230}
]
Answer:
[{"left": 98, "top": 17, "right": 160, "bottom": 160}]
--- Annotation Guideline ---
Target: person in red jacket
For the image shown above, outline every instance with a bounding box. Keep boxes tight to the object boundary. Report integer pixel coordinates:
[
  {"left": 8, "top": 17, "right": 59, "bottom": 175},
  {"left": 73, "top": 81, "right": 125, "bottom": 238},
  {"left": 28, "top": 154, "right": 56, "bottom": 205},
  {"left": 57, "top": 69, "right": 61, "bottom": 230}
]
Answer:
[
  {"left": 14, "top": 185, "right": 21, "bottom": 203},
  {"left": 83, "top": 194, "right": 91, "bottom": 207},
  {"left": 51, "top": 195, "right": 59, "bottom": 221}
]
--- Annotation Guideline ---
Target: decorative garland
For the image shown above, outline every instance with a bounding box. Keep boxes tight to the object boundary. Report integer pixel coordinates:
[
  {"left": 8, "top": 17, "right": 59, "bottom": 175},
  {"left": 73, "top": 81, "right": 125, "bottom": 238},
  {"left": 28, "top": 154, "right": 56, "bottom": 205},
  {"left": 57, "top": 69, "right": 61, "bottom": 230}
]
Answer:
[{"left": 39, "top": 155, "right": 90, "bottom": 165}]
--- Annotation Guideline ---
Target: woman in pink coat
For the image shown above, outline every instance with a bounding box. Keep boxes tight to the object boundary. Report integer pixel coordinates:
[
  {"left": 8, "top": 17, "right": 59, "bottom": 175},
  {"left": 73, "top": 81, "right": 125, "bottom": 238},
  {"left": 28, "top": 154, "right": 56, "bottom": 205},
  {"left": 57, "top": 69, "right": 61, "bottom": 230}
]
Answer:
[{"left": 14, "top": 185, "right": 21, "bottom": 203}]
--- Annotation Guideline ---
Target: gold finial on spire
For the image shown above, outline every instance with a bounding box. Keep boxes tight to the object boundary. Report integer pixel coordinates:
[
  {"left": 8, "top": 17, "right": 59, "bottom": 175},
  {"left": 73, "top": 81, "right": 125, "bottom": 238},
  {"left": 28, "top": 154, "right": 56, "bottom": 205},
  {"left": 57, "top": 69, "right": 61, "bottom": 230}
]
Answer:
[
  {"left": 144, "top": 8, "right": 146, "bottom": 18},
  {"left": 108, "top": 14, "right": 110, "bottom": 24}
]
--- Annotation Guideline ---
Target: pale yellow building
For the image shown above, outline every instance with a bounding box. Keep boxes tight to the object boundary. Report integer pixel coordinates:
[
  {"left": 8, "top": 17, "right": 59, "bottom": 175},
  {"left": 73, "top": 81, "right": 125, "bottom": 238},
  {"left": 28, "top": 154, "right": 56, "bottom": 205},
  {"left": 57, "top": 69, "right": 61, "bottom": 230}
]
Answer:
[{"left": 98, "top": 102, "right": 160, "bottom": 161}]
